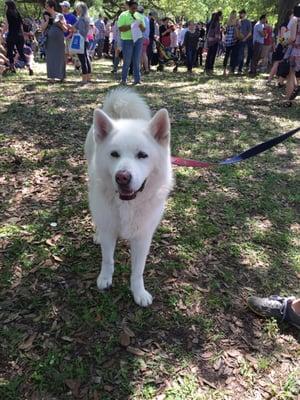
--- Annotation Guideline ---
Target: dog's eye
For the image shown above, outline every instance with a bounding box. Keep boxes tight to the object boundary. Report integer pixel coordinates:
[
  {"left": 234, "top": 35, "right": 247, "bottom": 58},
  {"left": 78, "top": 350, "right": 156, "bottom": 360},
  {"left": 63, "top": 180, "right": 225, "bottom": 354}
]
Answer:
[
  {"left": 137, "top": 151, "right": 148, "bottom": 159},
  {"left": 110, "top": 151, "right": 120, "bottom": 158}
]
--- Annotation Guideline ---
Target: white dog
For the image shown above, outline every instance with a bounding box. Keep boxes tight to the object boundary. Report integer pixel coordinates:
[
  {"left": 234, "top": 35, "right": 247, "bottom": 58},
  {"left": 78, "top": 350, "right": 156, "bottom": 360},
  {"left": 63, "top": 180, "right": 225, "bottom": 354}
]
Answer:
[{"left": 85, "top": 89, "right": 173, "bottom": 306}]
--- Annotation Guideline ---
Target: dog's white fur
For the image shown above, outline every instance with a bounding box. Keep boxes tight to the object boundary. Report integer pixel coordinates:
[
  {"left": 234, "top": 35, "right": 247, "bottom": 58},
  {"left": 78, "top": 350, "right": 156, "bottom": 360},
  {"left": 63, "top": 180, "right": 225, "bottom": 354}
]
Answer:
[{"left": 85, "top": 89, "right": 173, "bottom": 306}]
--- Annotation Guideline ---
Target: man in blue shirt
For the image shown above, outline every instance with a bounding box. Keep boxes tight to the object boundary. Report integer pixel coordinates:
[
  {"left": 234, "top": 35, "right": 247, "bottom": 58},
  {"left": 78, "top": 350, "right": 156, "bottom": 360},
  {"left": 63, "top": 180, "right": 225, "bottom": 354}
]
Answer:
[
  {"left": 237, "top": 9, "right": 252, "bottom": 73},
  {"left": 249, "top": 14, "right": 266, "bottom": 75}
]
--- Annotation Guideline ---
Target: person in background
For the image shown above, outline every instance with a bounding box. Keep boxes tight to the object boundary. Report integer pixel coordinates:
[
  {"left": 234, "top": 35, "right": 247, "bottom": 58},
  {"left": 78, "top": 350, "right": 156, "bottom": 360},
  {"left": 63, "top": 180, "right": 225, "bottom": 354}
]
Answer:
[
  {"left": 147, "top": 10, "right": 158, "bottom": 68},
  {"left": 71, "top": 1, "right": 91, "bottom": 84},
  {"left": 159, "top": 17, "right": 172, "bottom": 50},
  {"left": 249, "top": 14, "right": 267, "bottom": 76},
  {"left": 196, "top": 22, "right": 205, "bottom": 67},
  {"left": 183, "top": 21, "right": 200, "bottom": 73},
  {"left": 178, "top": 22, "right": 188, "bottom": 61},
  {"left": 95, "top": 14, "right": 105, "bottom": 58},
  {"left": 5, "top": 0, "right": 33, "bottom": 75},
  {"left": 237, "top": 9, "right": 252, "bottom": 74},
  {"left": 205, "top": 11, "right": 222, "bottom": 74},
  {"left": 223, "top": 11, "right": 239, "bottom": 75},
  {"left": 267, "top": 10, "right": 293, "bottom": 86},
  {"left": 170, "top": 24, "right": 178, "bottom": 56},
  {"left": 103, "top": 17, "right": 110, "bottom": 56},
  {"left": 60, "top": 1, "right": 77, "bottom": 64},
  {"left": 41, "top": 0, "right": 67, "bottom": 82},
  {"left": 138, "top": 5, "right": 150, "bottom": 74},
  {"left": 117, "top": 0, "right": 145, "bottom": 85},
  {"left": 283, "top": 3, "right": 300, "bottom": 107},
  {"left": 111, "top": 19, "right": 121, "bottom": 76},
  {"left": 261, "top": 19, "right": 273, "bottom": 72}
]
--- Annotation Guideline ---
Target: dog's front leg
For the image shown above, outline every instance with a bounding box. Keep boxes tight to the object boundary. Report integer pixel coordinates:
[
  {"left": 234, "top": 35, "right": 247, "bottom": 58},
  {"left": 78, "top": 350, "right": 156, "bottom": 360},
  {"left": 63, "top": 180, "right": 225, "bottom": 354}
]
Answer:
[
  {"left": 130, "top": 235, "right": 153, "bottom": 307},
  {"left": 97, "top": 233, "right": 117, "bottom": 290}
]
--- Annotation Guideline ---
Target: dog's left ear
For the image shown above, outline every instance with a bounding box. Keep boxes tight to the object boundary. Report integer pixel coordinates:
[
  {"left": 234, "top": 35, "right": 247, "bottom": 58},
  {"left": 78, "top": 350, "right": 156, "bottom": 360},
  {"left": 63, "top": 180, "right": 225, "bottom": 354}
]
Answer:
[
  {"left": 149, "top": 109, "right": 170, "bottom": 147},
  {"left": 93, "top": 109, "right": 114, "bottom": 142}
]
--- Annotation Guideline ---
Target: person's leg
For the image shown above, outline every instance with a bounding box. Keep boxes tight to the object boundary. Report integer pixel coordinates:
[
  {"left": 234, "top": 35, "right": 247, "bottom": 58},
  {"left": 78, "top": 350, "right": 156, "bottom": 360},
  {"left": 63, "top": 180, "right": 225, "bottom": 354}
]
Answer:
[
  {"left": 121, "top": 39, "right": 133, "bottom": 83},
  {"left": 229, "top": 44, "right": 239, "bottom": 73},
  {"left": 250, "top": 42, "right": 260, "bottom": 74},
  {"left": 210, "top": 43, "right": 218, "bottom": 71},
  {"left": 268, "top": 60, "right": 279, "bottom": 82},
  {"left": 237, "top": 41, "right": 245, "bottom": 72},
  {"left": 6, "top": 36, "right": 15, "bottom": 67},
  {"left": 246, "top": 41, "right": 253, "bottom": 68},
  {"left": 186, "top": 48, "right": 192, "bottom": 71},
  {"left": 199, "top": 47, "right": 203, "bottom": 66},
  {"left": 205, "top": 46, "right": 213, "bottom": 71},
  {"left": 286, "top": 70, "right": 297, "bottom": 99},
  {"left": 85, "top": 42, "right": 92, "bottom": 80},
  {"left": 223, "top": 46, "right": 230, "bottom": 72},
  {"left": 77, "top": 46, "right": 88, "bottom": 82},
  {"left": 132, "top": 38, "right": 143, "bottom": 84}
]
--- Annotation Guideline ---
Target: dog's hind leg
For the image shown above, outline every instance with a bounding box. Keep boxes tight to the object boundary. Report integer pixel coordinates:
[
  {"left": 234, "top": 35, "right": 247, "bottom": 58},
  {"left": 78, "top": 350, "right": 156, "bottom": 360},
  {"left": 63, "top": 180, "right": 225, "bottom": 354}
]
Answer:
[
  {"left": 130, "top": 234, "right": 153, "bottom": 307},
  {"left": 97, "top": 233, "right": 117, "bottom": 291}
]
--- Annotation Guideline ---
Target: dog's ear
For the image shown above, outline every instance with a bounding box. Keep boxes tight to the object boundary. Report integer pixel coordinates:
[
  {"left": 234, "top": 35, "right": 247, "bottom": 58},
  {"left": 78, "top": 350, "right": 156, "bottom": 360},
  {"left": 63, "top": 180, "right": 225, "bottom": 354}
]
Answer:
[
  {"left": 93, "top": 109, "right": 114, "bottom": 142},
  {"left": 149, "top": 109, "right": 170, "bottom": 146}
]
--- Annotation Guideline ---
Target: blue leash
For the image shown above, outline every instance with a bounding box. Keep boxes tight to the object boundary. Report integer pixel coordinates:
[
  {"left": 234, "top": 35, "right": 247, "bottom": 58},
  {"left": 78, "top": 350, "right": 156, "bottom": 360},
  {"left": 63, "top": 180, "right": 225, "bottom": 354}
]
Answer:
[{"left": 172, "top": 127, "right": 300, "bottom": 168}]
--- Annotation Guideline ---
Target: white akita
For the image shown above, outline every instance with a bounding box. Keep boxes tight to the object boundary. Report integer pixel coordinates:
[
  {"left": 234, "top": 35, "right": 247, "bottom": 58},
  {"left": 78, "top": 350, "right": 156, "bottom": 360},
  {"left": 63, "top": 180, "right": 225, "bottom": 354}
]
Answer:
[{"left": 85, "top": 89, "right": 173, "bottom": 306}]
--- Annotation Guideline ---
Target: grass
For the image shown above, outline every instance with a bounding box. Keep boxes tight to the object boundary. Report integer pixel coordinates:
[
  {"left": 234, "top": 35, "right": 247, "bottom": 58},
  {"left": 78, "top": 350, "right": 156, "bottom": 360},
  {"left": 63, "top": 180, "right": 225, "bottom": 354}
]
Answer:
[{"left": 0, "top": 58, "right": 299, "bottom": 400}]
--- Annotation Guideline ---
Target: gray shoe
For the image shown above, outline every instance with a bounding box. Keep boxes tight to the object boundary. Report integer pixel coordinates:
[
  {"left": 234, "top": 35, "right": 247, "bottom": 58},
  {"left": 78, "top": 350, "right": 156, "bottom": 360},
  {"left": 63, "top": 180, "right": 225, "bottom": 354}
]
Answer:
[{"left": 248, "top": 295, "right": 300, "bottom": 329}]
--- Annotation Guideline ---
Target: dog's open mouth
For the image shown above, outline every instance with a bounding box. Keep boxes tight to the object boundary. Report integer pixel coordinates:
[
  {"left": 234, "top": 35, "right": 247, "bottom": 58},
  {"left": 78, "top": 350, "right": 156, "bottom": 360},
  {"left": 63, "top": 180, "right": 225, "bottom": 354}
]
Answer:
[{"left": 118, "top": 180, "right": 146, "bottom": 201}]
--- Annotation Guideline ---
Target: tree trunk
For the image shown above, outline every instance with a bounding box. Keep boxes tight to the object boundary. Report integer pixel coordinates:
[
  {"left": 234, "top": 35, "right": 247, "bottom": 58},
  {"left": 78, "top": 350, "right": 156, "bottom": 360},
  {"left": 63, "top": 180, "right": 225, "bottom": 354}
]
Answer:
[{"left": 278, "top": 0, "right": 298, "bottom": 26}]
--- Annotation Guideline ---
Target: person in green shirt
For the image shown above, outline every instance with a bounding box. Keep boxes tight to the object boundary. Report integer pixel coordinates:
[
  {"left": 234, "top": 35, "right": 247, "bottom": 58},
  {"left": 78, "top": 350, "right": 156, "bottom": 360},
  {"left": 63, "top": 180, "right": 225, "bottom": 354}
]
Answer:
[{"left": 117, "top": 0, "right": 145, "bottom": 84}]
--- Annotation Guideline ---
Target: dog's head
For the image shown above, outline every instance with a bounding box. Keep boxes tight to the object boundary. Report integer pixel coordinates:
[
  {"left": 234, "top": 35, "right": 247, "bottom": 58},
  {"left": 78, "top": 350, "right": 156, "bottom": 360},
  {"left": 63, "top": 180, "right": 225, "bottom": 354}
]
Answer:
[{"left": 93, "top": 109, "right": 170, "bottom": 201}]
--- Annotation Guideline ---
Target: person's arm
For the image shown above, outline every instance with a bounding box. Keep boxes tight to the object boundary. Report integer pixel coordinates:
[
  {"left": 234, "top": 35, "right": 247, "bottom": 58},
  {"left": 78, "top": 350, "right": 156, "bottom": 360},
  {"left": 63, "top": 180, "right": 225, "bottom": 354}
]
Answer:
[
  {"left": 40, "top": 15, "right": 50, "bottom": 32},
  {"left": 243, "top": 21, "right": 252, "bottom": 41},
  {"left": 289, "top": 21, "right": 297, "bottom": 43}
]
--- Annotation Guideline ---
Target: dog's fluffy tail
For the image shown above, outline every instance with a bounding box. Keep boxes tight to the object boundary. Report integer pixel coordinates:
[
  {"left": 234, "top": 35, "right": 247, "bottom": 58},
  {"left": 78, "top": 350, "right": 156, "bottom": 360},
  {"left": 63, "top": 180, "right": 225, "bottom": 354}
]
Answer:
[{"left": 103, "top": 88, "right": 151, "bottom": 120}]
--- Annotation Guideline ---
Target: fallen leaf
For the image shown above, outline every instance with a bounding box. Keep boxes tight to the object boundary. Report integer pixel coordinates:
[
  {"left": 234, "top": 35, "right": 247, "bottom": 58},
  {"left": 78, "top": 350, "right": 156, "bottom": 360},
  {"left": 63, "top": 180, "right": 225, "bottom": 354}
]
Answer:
[
  {"left": 19, "top": 333, "right": 37, "bottom": 351},
  {"left": 119, "top": 332, "right": 131, "bottom": 347},
  {"left": 127, "top": 346, "right": 145, "bottom": 356},
  {"left": 64, "top": 379, "right": 81, "bottom": 397}
]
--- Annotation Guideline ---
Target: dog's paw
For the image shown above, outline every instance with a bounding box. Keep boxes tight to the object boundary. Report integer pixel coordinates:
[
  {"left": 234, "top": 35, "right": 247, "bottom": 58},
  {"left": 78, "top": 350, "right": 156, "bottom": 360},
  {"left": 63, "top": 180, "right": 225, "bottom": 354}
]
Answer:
[
  {"left": 97, "top": 274, "right": 112, "bottom": 290},
  {"left": 133, "top": 289, "right": 153, "bottom": 307}
]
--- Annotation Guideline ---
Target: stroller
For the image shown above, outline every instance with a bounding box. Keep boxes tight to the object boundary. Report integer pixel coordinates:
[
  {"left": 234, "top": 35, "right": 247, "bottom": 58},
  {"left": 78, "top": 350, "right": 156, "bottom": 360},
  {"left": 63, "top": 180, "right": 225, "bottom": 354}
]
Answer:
[{"left": 154, "top": 39, "right": 180, "bottom": 72}]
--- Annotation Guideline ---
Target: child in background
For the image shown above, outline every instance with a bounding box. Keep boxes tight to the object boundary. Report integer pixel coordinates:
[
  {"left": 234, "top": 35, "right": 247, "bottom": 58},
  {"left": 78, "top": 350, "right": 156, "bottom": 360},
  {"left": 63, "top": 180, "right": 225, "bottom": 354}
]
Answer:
[
  {"left": 183, "top": 21, "right": 200, "bottom": 73},
  {"left": 170, "top": 24, "right": 178, "bottom": 56}
]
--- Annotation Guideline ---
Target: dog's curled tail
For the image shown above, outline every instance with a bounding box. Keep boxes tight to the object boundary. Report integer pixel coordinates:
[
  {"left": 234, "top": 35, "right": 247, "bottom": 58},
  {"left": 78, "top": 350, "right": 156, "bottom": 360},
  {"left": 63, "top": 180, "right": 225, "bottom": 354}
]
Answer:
[{"left": 102, "top": 88, "right": 151, "bottom": 120}]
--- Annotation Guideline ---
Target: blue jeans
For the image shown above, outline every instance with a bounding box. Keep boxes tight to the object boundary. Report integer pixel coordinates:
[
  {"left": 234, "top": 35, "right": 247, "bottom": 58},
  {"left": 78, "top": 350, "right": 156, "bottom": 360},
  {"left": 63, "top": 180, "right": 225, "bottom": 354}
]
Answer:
[
  {"left": 186, "top": 48, "right": 197, "bottom": 71},
  {"left": 121, "top": 38, "right": 143, "bottom": 83},
  {"left": 237, "top": 41, "right": 246, "bottom": 71}
]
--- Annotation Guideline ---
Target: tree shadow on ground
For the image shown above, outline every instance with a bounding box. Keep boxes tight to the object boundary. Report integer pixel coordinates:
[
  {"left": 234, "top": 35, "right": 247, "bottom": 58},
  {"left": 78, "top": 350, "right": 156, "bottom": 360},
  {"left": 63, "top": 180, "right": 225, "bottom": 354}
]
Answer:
[{"left": 1, "top": 65, "right": 299, "bottom": 399}]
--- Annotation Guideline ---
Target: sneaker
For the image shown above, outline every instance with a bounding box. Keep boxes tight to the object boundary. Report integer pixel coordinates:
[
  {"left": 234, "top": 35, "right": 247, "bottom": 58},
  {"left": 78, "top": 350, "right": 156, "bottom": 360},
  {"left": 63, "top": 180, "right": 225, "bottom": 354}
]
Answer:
[
  {"left": 119, "top": 81, "right": 127, "bottom": 86},
  {"left": 248, "top": 295, "right": 300, "bottom": 329}
]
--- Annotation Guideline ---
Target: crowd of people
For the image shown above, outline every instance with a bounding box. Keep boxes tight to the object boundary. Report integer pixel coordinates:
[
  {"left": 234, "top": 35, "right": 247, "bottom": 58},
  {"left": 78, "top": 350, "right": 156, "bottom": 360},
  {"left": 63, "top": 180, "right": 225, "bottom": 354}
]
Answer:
[{"left": 0, "top": 0, "right": 299, "bottom": 105}]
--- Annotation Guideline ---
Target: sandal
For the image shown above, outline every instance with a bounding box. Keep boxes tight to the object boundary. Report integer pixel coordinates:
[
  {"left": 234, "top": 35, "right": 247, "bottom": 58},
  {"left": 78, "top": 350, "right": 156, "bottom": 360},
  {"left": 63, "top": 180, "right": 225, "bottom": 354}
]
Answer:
[{"left": 289, "top": 86, "right": 300, "bottom": 100}]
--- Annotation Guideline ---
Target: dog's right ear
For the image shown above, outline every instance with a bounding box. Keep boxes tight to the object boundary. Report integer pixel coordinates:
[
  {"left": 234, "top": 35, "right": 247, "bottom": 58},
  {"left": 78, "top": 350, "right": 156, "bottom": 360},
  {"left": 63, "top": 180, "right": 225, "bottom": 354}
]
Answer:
[{"left": 93, "top": 109, "right": 114, "bottom": 142}]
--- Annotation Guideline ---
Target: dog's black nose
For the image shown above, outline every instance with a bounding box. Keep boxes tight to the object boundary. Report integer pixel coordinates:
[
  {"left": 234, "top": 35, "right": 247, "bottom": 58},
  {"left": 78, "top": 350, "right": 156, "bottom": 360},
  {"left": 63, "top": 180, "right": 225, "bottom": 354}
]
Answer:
[{"left": 116, "top": 170, "right": 132, "bottom": 185}]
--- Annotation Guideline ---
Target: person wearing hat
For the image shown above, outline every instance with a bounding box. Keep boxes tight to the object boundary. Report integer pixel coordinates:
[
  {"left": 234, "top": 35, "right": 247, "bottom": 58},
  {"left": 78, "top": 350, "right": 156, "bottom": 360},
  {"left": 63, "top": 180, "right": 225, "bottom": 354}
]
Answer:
[
  {"left": 117, "top": 0, "right": 145, "bottom": 85},
  {"left": 60, "top": 1, "right": 77, "bottom": 64}
]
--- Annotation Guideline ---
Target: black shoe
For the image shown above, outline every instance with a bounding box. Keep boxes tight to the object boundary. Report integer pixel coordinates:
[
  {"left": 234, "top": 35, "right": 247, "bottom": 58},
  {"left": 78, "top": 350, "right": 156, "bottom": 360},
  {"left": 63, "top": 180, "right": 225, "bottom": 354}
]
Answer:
[{"left": 248, "top": 295, "right": 300, "bottom": 329}]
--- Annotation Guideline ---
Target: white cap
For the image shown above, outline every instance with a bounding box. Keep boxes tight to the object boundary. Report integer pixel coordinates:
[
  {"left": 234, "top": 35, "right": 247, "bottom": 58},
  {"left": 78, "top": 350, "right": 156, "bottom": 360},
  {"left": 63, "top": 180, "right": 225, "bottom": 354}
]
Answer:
[{"left": 60, "top": 1, "right": 71, "bottom": 8}]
